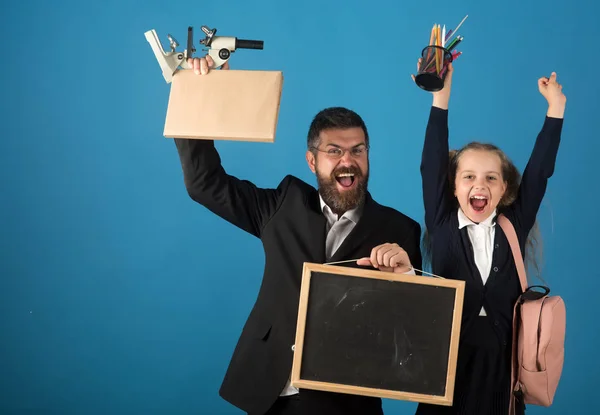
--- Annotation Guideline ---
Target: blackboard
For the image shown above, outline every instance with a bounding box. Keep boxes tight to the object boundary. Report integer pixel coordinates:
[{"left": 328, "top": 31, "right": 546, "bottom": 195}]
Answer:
[{"left": 291, "top": 262, "right": 465, "bottom": 406}]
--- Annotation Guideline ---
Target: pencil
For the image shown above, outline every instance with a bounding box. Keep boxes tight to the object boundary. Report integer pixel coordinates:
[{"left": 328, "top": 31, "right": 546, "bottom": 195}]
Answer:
[
  {"left": 436, "top": 24, "right": 442, "bottom": 73},
  {"left": 445, "top": 28, "right": 452, "bottom": 42},
  {"left": 448, "top": 36, "right": 463, "bottom": 52},
  {"left": 442, "top": 25, "right": 446, "bottom": 47},
  {"left": 446, "top": 14, "right": 468, "bottom": 44},
  {"left": 427, "top": 24, "right": 436, "bottom": 62},
  {"left": 429, "top": 24, "right": 435, "bottom": 45}
]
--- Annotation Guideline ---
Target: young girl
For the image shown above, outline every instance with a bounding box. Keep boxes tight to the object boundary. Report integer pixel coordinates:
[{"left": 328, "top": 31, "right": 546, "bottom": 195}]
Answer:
[{"left": 413, "top": 61, "right": 566, "bottom": 415}]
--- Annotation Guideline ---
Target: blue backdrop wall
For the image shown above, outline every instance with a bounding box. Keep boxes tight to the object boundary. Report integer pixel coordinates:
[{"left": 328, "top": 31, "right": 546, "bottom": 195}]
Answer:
[{"left": 1, "top": 0, "right": 598, "bottom": 414}]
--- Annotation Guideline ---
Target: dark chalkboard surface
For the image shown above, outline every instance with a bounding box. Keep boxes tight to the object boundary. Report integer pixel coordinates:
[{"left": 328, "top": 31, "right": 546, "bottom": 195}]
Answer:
[{"left": 291, "top": 263, "right": 465, "bottom": 406}]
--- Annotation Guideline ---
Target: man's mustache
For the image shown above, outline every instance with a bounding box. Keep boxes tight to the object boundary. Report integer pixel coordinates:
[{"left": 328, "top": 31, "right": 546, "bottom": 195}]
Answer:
[{"left": 331, "top": 166, "right": 362, "bottom": 178}]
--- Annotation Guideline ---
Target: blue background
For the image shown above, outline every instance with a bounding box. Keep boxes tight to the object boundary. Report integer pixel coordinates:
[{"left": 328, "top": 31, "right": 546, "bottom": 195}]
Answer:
[{"left": 1, "top": 0, "right": 598, "bottom": 414}]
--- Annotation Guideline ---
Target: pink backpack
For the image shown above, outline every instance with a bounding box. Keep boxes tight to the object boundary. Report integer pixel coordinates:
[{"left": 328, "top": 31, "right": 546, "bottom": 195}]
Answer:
[{"left": 497, "top": 214, "right": 566, "bottom": 415}]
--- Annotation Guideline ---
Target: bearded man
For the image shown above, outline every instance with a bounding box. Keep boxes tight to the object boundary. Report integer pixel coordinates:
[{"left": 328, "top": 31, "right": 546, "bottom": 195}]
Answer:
[{"left": 172, "top": 55, "right": 423, "bottom": 415}]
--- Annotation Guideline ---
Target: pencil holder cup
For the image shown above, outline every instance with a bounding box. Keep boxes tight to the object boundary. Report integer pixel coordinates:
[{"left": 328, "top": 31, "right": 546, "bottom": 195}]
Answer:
[{"left": 415, "top": 46, "right": 453, "bottom": 92}]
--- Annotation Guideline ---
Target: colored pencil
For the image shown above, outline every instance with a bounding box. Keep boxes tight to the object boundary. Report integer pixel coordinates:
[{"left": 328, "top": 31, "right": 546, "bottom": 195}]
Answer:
[{"left": 420, "top": 16, "right": 468, "bottom": 76}]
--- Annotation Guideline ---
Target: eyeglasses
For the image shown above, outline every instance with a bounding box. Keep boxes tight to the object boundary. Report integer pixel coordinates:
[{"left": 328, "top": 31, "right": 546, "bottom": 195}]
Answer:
[{"left": 310, "top": 145, "right": 368, "bottom": 159}]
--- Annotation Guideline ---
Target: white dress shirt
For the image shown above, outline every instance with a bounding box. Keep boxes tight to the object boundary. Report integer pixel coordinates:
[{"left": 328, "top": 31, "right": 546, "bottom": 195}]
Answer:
[{"left": 457, "top": 208, "right": 497, "bottom": 316}]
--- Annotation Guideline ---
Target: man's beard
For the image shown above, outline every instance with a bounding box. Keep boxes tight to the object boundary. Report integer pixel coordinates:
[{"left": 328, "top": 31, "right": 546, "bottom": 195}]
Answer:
[{"left": 317, "top": 165, "right": 368, "bottom": 216}]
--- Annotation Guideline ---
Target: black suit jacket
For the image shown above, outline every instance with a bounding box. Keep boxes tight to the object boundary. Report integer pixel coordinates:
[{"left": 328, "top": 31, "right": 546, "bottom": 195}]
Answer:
[{"left": 174, "top": 138, "right": 423, "bottom": 415}]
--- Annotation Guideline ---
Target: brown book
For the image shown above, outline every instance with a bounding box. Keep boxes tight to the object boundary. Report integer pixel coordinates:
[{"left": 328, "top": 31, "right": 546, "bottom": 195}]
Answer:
[{"left": 163, "top": 69, "right": 284, "bottom": 142}]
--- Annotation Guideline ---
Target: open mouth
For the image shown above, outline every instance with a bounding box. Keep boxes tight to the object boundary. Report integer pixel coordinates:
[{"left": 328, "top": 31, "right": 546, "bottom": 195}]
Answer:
[
  {"left": 469, "top": 195, "right": 488, "bottom": 212},
  {"left": 335, "top": 172, "right": 356, "bottom": 188}
]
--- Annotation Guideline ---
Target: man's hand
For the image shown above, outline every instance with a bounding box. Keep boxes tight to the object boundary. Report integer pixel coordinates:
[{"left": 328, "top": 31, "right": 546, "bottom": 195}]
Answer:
[
  {"left": 187, "top": 54, "right": 230, "bottom": 75},
  {"left": 356, "top": 243, "right": 413, "bottom": 274},
  {"left": 539, "top": 72, "right": 566, "bottom": 118}
]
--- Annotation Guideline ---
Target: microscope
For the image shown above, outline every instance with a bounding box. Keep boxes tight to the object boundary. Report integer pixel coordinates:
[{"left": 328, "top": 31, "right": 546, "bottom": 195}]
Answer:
[{"left": 144, "top": 25, "right": 264, "bottom": 83}]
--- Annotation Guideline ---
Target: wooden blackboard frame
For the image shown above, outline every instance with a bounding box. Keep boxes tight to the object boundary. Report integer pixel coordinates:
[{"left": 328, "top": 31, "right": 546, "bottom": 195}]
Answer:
[{"left": 291, "top": 262, "right": 465, "bottom": 406}]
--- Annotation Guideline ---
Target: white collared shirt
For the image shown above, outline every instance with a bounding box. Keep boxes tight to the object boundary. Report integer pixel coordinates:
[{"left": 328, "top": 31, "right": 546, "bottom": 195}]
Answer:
[{"left": 457, "top": 208, "right": 497, "bottom": 316}]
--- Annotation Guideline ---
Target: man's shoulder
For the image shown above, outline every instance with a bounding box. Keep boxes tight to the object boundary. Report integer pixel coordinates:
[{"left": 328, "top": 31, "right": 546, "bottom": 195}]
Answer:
[
  {"left": 277, "top": 174, "right": 316, "bottom": 194},
  {"left": 265, "top": 175, "right": 318, "bottom": 218}
]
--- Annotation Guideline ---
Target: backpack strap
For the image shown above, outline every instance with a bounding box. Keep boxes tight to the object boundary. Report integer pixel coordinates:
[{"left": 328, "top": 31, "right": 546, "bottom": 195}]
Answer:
[
  {"left": 497, "top": 214, "right": 528, "bottom": 292},
  {"left": 497, "top": 213, "right": 528, "bottom": 415}
]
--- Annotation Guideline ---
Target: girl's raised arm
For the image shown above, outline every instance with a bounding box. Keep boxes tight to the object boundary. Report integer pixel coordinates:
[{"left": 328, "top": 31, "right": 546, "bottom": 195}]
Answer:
[{"left": 415, "top": 62, "right": 455, "bottom": 230}]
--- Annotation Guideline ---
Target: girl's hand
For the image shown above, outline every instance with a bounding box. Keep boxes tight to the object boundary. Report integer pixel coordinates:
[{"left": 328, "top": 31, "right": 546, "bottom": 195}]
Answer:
[
  {"left": 411, "top": 59, "right": 454, "bottom": 110},
  {"left": 432, "top": 62, "right": 453, "bottom": 110},
  {"left": 539, "top": 72, "right": 566, "bottom": 118}
]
